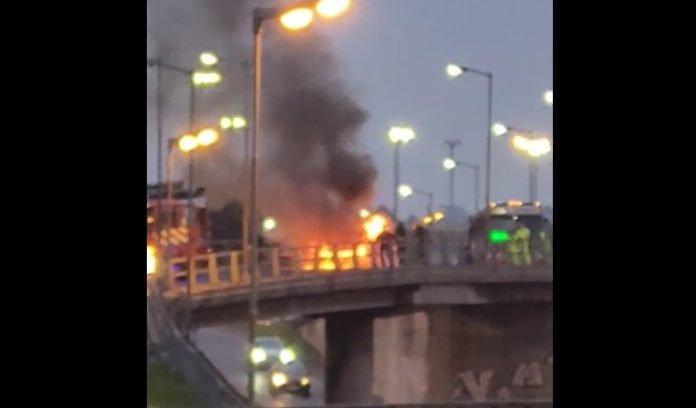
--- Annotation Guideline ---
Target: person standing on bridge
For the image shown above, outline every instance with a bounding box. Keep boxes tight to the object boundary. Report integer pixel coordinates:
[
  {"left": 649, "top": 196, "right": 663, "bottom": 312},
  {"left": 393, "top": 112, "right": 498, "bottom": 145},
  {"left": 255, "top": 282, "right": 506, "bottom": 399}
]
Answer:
[
  {"left": 508, "top": 219, "right": 532, "bottom": 266},
  {"left": 376, "top": 229, "right": 396, "bottom": 268},
  {"left": 395, "top": 222, "right": 407, "bottom": 266}
]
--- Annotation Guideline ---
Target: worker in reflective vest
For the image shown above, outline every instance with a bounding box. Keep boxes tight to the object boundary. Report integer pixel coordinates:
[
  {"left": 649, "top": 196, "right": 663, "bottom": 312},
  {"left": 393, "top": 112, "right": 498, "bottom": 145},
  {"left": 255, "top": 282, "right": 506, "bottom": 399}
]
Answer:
[{"left": 508, "top": 220, "right": 532, "bottom": 266}]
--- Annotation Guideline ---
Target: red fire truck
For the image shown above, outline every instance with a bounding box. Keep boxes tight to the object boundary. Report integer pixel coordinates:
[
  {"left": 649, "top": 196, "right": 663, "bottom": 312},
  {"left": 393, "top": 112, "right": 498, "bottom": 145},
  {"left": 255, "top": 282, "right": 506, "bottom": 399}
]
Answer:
[{"left": 147, "top": 182, "right": 210, "bottom": 259}]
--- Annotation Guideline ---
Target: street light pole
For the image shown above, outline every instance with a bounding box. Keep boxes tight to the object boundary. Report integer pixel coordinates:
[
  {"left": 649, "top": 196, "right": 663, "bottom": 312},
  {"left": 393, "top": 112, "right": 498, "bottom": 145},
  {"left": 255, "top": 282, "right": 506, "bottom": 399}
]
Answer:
[
  {"left": 445, "top": 139, "right": 461, "bottom": 207},
  {"left": 529, "top": 157, "right": 538, "bottom": 202},
  {"left": 393, "top": 142, "right": 401, "bottom": 219},
  {"left": 245, "top": 2, "right": 352, "bottom": 401},
  {"left": 459, "top": 162, "right": 480, "bottom": 212},
  {"left": 184, "top": 149, "right": 195, "bottom": 340},
  {"left": 485, "top": 73, "right": 493, "bottom": 206},
  {"left": 248, "top": 10, "right": 266, "bottom": 404},
  {"left": 156, "top": 60, "right": 164, "bottom": 240},
  {"left": 445, "top": 64, "right": 492, "bottom": 205}
]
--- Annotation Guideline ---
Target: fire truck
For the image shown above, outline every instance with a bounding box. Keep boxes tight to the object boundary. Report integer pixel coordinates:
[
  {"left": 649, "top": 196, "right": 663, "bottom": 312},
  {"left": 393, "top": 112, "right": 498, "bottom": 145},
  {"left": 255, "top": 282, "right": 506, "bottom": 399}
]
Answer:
[
  {"left": 147, "top": 182, "right": 210, "bottom": 259},
  {"left": 466, "top": 200, "right": 551, "bottom": 262}
]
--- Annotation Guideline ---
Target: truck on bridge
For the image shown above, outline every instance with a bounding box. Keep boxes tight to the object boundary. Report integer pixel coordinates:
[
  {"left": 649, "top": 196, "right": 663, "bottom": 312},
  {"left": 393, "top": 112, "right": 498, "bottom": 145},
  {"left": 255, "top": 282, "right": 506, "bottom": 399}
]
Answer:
[{"left": 467, "top": 200, "right": 551, "bottom": 263}]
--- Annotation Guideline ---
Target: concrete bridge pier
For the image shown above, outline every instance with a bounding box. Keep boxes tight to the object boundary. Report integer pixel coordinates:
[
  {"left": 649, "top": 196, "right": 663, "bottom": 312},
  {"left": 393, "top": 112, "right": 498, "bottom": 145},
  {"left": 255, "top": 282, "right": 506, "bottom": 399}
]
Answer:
[{"left": 325, "top": 310, "right": 376, "bottom": 404}]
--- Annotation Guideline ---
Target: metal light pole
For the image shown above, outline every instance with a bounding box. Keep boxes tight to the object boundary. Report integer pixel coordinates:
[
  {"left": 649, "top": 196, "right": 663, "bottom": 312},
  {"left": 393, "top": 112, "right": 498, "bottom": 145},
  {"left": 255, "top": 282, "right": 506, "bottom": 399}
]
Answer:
[
  {"left": 393, "top": 142, "right": 401, "bottom": 218},
  {"left": 147, "top": 58, "right": 194, "bottom": 253},
  {"left": 485, "top": 74, "right": 493, "bottom": 205},
  {"left": 446, "top": 64, "right": 493, "bottom": 205},
  {"left": 247, "top": 2, "right": 351, "bottom": 402},
  {"left": 248, "top": 10, "right": 266, "bottom": 404},
  {"left": 507, "top": 130, "right": 551, "bottom": 202},
  {"left": 459, "top": 162, "right": 480, "bottom": 212},
  {"left": 156, "top": 61, "right": 163, "bottom": 236},
  {"left": 388, "top": 125, "right": 416, "bottom": 219},
  {"left": 529, "top": 158, "right": 539, "bottom": 202},
  {"left": 184, "top": 148, "right": 195, "bottom": 339},
  {"left": 445, "top": 139, "right": 461, "bottom": 207}
]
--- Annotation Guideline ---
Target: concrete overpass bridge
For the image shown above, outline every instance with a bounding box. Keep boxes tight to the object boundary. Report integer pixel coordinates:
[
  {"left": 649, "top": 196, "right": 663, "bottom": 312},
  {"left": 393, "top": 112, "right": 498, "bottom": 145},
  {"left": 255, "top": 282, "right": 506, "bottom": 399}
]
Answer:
[{"left": 155, "top": 236, "right": 553, "bottom": 404}]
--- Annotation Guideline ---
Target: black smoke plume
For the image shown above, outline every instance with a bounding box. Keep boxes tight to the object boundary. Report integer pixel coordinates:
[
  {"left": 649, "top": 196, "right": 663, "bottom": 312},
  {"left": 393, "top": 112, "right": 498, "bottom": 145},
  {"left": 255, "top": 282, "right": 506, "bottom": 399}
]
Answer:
[{"left": 148, "top": 0, "right": 376, "bottom": 244}]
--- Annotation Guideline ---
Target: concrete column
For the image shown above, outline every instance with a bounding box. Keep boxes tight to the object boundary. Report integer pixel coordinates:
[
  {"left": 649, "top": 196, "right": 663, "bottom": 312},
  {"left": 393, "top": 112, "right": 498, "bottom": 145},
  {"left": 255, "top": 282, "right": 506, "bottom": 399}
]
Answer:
[
  {"left": 325, "top": 310, "right": 375, "bottom": 404},
  {"left": 425, "top": 307, "right": 455, "bottom": 401},
  {"left": 374, "top": 312, "right": 429, "bottom": 403}
]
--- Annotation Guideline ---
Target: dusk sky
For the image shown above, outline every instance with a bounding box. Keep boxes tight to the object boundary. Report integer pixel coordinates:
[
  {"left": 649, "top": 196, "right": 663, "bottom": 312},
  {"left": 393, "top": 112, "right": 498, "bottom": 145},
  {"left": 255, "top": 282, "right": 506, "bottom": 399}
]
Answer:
[{"left": 147, "top": 0, "right": 552, "bottom": 219}]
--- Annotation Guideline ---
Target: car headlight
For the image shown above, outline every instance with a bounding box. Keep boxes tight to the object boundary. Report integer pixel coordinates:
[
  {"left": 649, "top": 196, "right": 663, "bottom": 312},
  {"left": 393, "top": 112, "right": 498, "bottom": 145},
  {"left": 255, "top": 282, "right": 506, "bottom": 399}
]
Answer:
[
  {"left": 250, "top": 347, "right": 267, "bottom": 364},
  {"left": 300, "top": 377, "right": 310, "bottom": 386},
  {"left": 279, "top": 348, "right": 296, "bottom": 364},
  {"left": 271, "top": 372, "right": 288, "bottom": 387}
]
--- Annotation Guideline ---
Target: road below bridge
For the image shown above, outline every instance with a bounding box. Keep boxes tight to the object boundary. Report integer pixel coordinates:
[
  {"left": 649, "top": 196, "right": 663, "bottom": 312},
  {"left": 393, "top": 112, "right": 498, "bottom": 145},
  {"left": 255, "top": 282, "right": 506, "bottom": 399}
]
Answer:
[{"left": 193, "top": 326, "right": 327, "bottom": 407}]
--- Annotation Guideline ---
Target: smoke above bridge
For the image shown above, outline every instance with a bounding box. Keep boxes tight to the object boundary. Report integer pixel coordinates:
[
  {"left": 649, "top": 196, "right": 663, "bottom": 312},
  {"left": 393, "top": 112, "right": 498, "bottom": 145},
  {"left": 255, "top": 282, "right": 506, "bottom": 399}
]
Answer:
[{"left": 148, "top": 0, "right": 377, "bottom": 245}]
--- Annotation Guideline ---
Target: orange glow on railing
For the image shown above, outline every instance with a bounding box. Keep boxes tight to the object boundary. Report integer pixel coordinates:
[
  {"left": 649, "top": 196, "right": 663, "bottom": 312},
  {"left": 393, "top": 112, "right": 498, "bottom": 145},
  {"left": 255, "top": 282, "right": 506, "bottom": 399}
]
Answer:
[{"left": 300, "top": 242, "right": 373, "bottom": 272}]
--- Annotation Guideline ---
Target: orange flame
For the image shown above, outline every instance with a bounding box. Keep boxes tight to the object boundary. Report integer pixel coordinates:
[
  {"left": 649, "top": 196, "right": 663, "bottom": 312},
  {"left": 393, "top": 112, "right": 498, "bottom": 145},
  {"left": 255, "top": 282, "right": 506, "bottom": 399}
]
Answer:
[
  {"left": 301, "top": 243, "right": 373, "bottom": 271},
  {"left": 363, "top": 214, "right": 388, "bottom": 242},
  {"left": 299, "top": 212, "right": 387, "bottom": 272}
]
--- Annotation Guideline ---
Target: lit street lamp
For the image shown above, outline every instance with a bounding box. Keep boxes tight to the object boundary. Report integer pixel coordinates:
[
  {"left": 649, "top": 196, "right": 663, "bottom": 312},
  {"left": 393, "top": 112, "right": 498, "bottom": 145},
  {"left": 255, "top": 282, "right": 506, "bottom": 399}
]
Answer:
[
  {"left": 197, "top": 51, "right": 252, "bottom": 310},
  {"left": 543, "top": 90, "right": 553, "bottom": 107},
  {"left": 220, "top": 115, "right": 248, "bottom": 131},
  {"left": 261, "top": 216, "right": 277, "bottom": 232},
  {"left": 199, "top": 51, "right": 219, "bottom": 67},
  {"left": 247, "top": 1, "right": 351, "bottom": 403},
  {"left": 388, "top": 125, "right": 416, "bottom": 219},
  {"left": 399, "top": 184, "right": 434, "bottom": 215},
  {"left": 191, "top": 69, "right": 222, "bottom": 87},
  {"left": 496, "top": 124, "right": 552, "bottom": 201},
  {"left": 446, "top": 62, "right": 494, "bottom": 206},
  {"left": 442, "top": 158, "right": 480, "bottom": 212},
  {"left": 444, "top": 139, "right": 461, "bottom": 208},
  {"left": 148, "top": 55, "right": 223, "bottom": 260},
  {"left": 165, "top": 128, "right": 220, "bottom": 339},
  {"left": 147, "top": 59, "right": 195, "bottom": 251}
]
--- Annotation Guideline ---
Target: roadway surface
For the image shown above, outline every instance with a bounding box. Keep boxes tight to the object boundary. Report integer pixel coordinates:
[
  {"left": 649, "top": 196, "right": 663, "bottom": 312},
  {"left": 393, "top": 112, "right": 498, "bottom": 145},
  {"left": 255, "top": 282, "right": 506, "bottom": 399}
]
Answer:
[{"left": 194, "top": 326, "right": 326, "bottom": 407}]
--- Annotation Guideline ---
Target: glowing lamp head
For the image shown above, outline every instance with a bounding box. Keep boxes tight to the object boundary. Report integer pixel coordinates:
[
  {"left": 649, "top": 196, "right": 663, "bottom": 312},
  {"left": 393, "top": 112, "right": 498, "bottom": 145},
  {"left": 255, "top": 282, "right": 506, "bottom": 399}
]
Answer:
[
  {"left": 262, "top": 217, "right": 277, "bottom": 232},
  {"left": 199, "top": 51, "right": 219, "bottom": 67},
  {"left": 446, "top": 64, "right": 464, "bottom": 78},
  {"left": 543, "top": 90, "right": 553, "bottom": 106},
  {"left": 178, "top": 134, "right": 199, "bottom": 152},
  {"left": 492, "top": 123, "right": 508, "bottom": 137},
  {"left": 192, "top": 69, "right": 222, "bottom": 87},
  {"left": 219, "top": 116, "right": 233, "bottom": 130},
  {"left": 316, "top": 0, "right": 350, "bottom": 18},
  {"left": 527, "top": 138, "right": 552, "bottom": 157},
  {"left": 398, "top": 184, "right": 413, "bottom": 198},
  {"left": 512, "top": 134, "right": 530, "bottom": 152},
  {"left": 197, "top": 128, "right": 219, "bottom": 146},
  {"left": 433, "top": 211, "right": 445, "bottom": 221},
  {"left": 279, "top": 7, "right": 314, "bottom": 31},
  {"left": 388, "top": 126, "right": 416, "bottom": 144},
  {"left": 443, "top": 158, "right": 457, "bottom": 170},
  {"left": 359, "top": 208, "right": 370, "bottom": 219},
  {"left": 231, "top": 115, "right": 247, "bottom": 129}
]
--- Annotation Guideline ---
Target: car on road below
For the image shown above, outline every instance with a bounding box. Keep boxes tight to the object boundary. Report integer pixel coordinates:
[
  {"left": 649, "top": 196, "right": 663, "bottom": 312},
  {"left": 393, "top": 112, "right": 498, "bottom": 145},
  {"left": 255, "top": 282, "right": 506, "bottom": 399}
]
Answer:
[
  {"left": 268, "top": 361, "right": 311, "bottom": 398},
  {"left": 249, "top": 336, "right": 296, "bottom": 371}
]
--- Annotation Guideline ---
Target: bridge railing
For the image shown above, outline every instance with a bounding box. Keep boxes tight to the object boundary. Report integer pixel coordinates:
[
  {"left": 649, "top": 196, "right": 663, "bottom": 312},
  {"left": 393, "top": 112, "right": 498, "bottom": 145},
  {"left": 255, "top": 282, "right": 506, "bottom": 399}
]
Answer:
[{"left": 161, "top": 231, "right": 552, "bottom": 296}]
